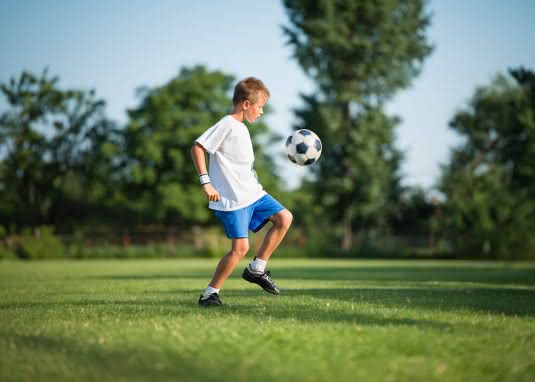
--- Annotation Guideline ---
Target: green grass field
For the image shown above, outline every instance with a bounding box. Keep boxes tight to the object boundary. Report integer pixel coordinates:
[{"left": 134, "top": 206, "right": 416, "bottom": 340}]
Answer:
[{"left": 1, "top": 258, "right": 534, "bottom": 382}]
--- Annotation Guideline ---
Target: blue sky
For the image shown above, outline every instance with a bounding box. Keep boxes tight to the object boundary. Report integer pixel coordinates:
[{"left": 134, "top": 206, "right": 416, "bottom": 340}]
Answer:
[{"left": 1, "top": 0, "right": 534, "bottom": 190}]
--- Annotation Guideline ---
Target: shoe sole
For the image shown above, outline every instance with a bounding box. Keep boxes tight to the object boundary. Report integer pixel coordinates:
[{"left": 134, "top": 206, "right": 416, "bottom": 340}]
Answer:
[
  {"left": 262, "top": 288, "right": 280, "bottom": 295},
  {"left": 198, "top": 294, "right": 222, "bottom": 306},
  {"left": 198, "top": 300, "right": 222, "bottom": 307}
]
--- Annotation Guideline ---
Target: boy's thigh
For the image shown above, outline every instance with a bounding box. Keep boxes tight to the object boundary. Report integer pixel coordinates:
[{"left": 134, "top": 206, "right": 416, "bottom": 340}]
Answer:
[
  {"left": 249, "top": 194, "right": 285, "bottom": 233},
  {"left": 214, "top": 208, "right": 250, "bottom": 239}
]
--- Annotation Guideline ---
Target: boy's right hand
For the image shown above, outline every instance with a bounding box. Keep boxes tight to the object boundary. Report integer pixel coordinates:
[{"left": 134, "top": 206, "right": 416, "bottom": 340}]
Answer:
[{"left": 202, "top": 183, "right": 220, "bottom": 202}]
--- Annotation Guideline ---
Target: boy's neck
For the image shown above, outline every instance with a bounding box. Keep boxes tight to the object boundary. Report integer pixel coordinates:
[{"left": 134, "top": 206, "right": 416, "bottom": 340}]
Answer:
[{"left": 229, "top": 106, "right": 244, "bottom": 123}]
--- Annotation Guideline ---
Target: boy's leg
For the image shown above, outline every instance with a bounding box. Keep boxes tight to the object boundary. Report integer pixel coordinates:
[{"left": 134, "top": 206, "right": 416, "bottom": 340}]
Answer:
[
  {"left": 200, "top": 206, "right": 251, "bottom": 306},
  {"left": 242, "top": 209, "right": 292, "bottom": 294},
  {"left": 199, "top": 238, "right": 249, "bottom": 306},
  {"left": 255, "top": 209, "right": 293, "bottom": 262},
  {"left": 208, "top": 237, "right": 249, "bottom": 289}
]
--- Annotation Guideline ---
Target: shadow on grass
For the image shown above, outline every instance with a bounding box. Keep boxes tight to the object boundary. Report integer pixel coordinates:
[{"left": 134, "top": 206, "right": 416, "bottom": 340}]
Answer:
[
  {"left": 0, "top": 297, "right": 448, "bottom": 329},
  {"left": 274, "top": 265, "right": 535, "bottom": 286},
  {"left": 2, "top": 333, "right": 221, "bottom": 382},
  {"left": 283, "top": 287, "right": 535, "bottom": 317},
  {"left": 89, "top": 264, "right": 535, "bottom": 286},
  {"left": 216, "top": 285, "right": 535, "bottom": 317},
  {"left": 2, "top": 285, "right": 533, "bottom": 323}
]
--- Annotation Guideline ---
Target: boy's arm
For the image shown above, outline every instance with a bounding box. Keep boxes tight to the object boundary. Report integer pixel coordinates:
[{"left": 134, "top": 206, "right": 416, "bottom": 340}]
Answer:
[{"left": 191, "top": 143, "right": 220, "bottom": 202}]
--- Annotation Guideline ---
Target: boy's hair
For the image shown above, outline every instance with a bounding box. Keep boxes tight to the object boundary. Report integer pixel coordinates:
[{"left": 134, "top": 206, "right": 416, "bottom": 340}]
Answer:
[{"left": 232, "top": 77, "right": 270, "bottom": 106}]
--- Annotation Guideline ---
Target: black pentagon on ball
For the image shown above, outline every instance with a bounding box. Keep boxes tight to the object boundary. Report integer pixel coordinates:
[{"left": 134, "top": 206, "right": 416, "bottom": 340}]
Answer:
[
  {"left": 296, "top": 142, "right": 308, "bottom": 154},
  {"left": 314, "top": 139, "right": 322, "bottom": 151},
  {"left": 288, "top": 154, "right": 297, "bottom": 163},
  {"left": 304, "top": 158, "right": 316, "bottom": 165},
  {"left": 300, "top": 129, "right": 312, "bottom": 136},
  {"left": 286, "top": 135, "right": 292, "bottom": 146}
]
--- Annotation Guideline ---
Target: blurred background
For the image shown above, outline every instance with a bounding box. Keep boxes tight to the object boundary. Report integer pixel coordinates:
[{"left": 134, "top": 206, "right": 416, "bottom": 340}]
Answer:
[{"left": 1, "top": 0, "right": 534, "bottom": 260}]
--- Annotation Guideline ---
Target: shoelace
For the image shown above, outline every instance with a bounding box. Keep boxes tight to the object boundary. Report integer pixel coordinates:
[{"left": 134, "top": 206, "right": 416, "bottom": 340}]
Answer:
[{"left": 262, "top": 270, "right": 274, "bottom": 283}]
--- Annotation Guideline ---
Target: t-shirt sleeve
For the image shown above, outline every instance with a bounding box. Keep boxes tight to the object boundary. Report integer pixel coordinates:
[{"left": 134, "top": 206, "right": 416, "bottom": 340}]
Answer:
[{"left": 195, "top": 120, "right": 232, "bottom": 155}]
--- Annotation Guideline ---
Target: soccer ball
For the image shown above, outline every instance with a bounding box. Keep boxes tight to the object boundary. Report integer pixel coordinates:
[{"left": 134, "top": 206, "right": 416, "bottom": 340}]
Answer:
[{"left": 286, "top": 129, "right": 322, "bottom": 166}]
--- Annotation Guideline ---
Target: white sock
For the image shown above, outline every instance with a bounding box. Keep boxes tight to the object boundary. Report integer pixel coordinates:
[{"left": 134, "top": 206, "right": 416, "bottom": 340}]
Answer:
[
  {"left": 202, "top": 285, "right": 220, "bottom": 299},
  {"left": 249, "top": 257, "right": 267, "bottom": 273}
]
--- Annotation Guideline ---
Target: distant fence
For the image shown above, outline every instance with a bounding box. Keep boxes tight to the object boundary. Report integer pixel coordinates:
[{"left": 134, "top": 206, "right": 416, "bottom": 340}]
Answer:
[
  {"left": 1, "top": 225, "right": 440, "bottom": 259},
  {"left": 59, "top": 227, "right": 436, "bottom": 254}
]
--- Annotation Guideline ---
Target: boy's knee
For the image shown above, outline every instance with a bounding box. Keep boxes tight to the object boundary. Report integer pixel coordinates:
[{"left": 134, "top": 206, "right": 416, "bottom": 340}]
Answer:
[
  {"left": 231, "top": 241, "right": 249, "bottom": 257},
  {"left": 277, "top": 209, "right": 293, "bottom": 229}
]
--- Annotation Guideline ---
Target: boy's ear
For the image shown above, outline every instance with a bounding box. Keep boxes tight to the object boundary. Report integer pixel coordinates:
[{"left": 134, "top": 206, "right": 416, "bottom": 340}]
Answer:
[{"left": 242, "top": 100, "right": 250, "bottom": 109}]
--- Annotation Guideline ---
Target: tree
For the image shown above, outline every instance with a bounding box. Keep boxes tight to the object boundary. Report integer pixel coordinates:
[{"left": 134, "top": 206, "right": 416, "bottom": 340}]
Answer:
[
  {"left": 121, "top": 65, "right": 282, "bottom": 227},
  {"left": 0, "top": 69, "right": 119, "bottom": 230},
  {"left": 282, "top": 0, "right": 432, "bottom": 249},
  {"left": 438, "top": 68, "right": 535, "bottom": 258}
]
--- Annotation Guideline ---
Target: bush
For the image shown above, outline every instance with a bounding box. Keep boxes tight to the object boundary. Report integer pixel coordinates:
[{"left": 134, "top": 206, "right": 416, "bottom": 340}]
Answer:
[
  {"left": 65, "top": 243, "right": 204, "bottom": 259},
  {"left": 15, "top": 226, "right": 65, "bottom": 259},
  {"left": 198, "top": 227, "right": 228, "bottom": 258},
  {"left": 0, "top": 246, "right": 16, "bottom": 260}
]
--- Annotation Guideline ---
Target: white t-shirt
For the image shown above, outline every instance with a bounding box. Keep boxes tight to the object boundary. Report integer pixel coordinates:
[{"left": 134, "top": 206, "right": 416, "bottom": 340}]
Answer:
[{"left": 195, "top": 115, "right": 266, "bottom": 211}]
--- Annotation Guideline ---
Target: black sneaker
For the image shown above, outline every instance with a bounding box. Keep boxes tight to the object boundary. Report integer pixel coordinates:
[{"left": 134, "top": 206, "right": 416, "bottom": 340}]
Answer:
[
  {"left": 198, "top": 293, "right": 222, "bottom": 307},
  {"left": 242, "top": 266, "right": 280, "bottom": 295}
]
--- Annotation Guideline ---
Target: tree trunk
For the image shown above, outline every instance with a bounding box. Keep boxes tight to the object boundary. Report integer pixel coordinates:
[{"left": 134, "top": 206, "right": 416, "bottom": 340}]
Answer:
[
  {"left": 341, "top": 101, "right": 353, "bottom": 251},
  {"left": 192, "top": 225, "right": 202, "bottom": 249},
  {"left": 166, "top": 226, "right": 175, "bottom": 256},
  {"left": 122, "top": 229, "right": 130, "bottom": 248},
  {"left": 342, "top": 208, "right": 352, "bottom": 250}
]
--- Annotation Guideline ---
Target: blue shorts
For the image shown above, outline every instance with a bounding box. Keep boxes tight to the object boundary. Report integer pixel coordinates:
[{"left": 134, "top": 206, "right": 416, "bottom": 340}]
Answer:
[{"left": 213, "top": 194, "right": 285, "bottom": 239}]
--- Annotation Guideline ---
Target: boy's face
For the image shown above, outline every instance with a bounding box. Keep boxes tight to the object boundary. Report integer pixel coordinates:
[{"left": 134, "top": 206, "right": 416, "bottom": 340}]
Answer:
[{"left": 243, "top": 95, "right": 267, "bottom": 123}]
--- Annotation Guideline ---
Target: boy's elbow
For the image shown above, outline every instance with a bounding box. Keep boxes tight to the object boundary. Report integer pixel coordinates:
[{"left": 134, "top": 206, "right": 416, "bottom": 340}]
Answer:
[{"left": 191, "top": 142, "right": 206, "bottom": 156}]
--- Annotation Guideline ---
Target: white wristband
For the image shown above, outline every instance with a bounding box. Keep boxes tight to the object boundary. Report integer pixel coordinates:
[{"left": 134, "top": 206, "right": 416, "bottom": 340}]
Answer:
[{"left": 199, "top": 174, "right": 210, "bottom": 185}]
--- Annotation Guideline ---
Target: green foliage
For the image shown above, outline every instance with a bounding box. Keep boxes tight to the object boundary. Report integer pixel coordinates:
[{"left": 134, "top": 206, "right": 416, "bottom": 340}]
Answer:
[
  {"left": 65, "top": 244, "right": 201, "bottom": 259},
  {"left": 391, "top": 187, "right": 435, "bottom": 237},
  {"left": 297, "top": 100, "right": 405, "bottom": 227},
  {"left": 0, "top": 69, "right": 120, "bottom": 229},
  {"left": 0, "top": 246, "right": 16, "bottom": 260},
  {"left": 14, "top": 226, "right": 64, "bottom": 259},
  {"left": 283, "top": 0, "right": 433, "bottom": 103},
  {"left": 196, "top": 226, "right": 229, "bottom": 258},
  {"left": 282, "top": 0, "right": 432, "bottom": 248},
  {"left": 438, "top": 68, "right": 535, "bottom": 258}
]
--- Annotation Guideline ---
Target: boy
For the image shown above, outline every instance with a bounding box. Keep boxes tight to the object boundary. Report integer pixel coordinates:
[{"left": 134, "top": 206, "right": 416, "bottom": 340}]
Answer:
[{"left": 191, "top": 77, "right": 293, "bottom": 307}]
